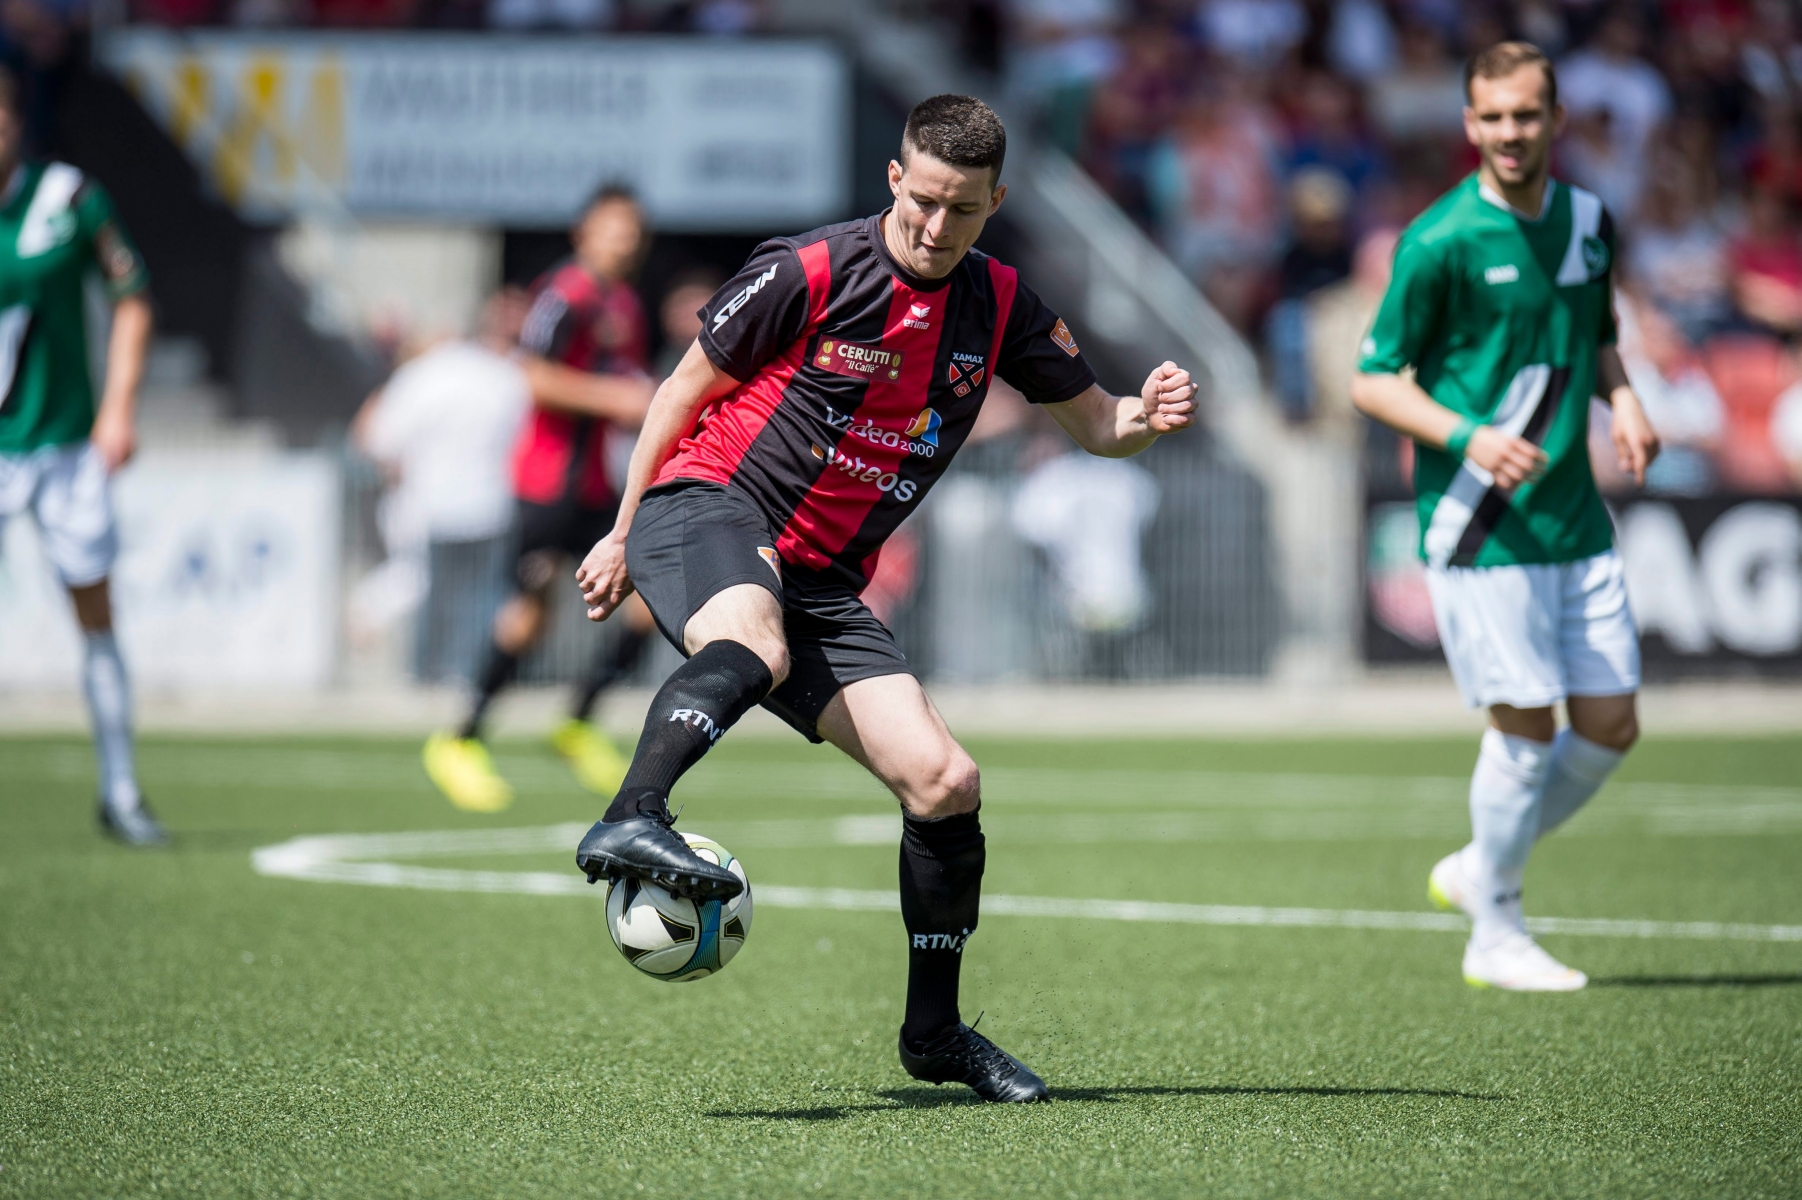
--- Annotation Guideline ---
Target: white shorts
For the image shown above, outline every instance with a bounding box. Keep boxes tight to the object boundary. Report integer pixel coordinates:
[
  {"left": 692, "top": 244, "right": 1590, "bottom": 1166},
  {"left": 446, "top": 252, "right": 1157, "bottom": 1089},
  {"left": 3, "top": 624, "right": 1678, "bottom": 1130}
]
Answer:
[
  {"left": 0, "top": 442, "right": 118, "bottom": 587},
  {"left": 1426, "top": 549, "right": 1640, "bottom": 710}
]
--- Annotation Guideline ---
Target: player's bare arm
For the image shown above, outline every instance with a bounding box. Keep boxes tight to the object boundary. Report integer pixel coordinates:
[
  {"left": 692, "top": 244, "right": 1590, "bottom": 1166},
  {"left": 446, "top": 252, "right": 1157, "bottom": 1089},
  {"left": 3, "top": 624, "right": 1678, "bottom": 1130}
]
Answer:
[
  {"left": 1045, "top": 363, "right": 1196, "bottom": 458},
  {"left": 90, "top": 293, "right": 151, "bottom": 472},
  {"left": 519, "top": 355, "right": 655, "bottom": 428},
  {"left": 576, "top": 338, "right": 738, "bottom": 619},
  {"left": 1596, "top": 346, "right": 1660, "bottom": 486},
  {"left": 1350, "top": 370, "right": 1547, "bottom": 490}
]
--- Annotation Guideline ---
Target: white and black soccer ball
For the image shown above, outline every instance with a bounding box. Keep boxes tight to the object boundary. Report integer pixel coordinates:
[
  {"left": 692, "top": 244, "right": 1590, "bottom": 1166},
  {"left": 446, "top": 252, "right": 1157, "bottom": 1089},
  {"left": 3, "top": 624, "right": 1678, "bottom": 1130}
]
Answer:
[{"left": 603, "top": 832, "right": 751, "bottom": 982}]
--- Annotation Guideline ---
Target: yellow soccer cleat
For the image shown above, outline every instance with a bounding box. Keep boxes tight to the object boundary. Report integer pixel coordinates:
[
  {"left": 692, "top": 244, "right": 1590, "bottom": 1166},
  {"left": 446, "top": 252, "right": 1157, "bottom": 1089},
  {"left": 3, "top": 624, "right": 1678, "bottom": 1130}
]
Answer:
[
  {"left": 423, "top": 733, "right": 513, "bottom": 813},
  {"left": 550, "top": 718, "right": 629, "bottom": 795}
]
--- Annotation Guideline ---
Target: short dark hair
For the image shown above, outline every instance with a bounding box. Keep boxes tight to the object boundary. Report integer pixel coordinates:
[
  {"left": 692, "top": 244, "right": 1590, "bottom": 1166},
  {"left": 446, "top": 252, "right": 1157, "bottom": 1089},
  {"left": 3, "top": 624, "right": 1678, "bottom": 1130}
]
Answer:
[
  {"left": 583, "top": 182, "right": 639, "bottom": 215},
  {"left": 901, "top": 94, "right": 1007, "bottom": 181},
  {"left": 1465, "top": 41, "right": 1557, "bottom": 108}
]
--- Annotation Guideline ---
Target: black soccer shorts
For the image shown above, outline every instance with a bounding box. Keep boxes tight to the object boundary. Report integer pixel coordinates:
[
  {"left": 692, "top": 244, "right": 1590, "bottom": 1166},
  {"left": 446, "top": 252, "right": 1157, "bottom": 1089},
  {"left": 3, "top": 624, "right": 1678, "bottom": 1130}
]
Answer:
[
  {"left": 625, "top": 481, "right": 913, "bottom": 742},
  {"left": 512, "top": 498, "right": 618, "bottom": 593}
]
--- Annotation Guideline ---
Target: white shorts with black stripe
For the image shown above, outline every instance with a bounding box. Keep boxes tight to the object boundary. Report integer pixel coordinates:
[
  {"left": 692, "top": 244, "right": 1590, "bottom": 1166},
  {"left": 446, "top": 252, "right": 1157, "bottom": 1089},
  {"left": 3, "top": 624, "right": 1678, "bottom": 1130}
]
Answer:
[{"left": 1426, "top": 549, "right": 1640, "bottom": 710}]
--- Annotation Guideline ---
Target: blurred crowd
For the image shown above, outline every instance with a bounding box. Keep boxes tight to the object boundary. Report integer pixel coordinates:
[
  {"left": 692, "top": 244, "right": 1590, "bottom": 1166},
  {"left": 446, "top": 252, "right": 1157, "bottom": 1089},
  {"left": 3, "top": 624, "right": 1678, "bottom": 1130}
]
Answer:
[
  {"left": 123, "top": 0, "right": 767, "bottom": 30},
  {"left": 962, "top": 0, "right": 1802, "bottom": 495}
]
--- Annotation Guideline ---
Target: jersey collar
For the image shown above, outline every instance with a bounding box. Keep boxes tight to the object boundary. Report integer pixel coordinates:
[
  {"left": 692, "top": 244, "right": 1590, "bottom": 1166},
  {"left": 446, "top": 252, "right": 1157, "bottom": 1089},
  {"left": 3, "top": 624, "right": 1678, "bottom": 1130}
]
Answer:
[
  {"left": 1478, "top": 176, "right": 1557, "bottom": 223},
  {"left": 868, "top": 210, "right": 958, "bottom": 293}
]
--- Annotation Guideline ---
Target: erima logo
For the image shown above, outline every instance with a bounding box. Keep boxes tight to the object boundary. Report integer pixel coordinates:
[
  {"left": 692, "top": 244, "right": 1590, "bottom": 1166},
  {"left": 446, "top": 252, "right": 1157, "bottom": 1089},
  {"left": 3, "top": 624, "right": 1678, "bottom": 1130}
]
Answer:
[
  {"left": 1485, "top": 264, "right": 1520, "bottom": 285},
  {"left": 904, "top": 301, "right": 931, "bottom": 330},
  {"left": 911, "top": 929, "right": 973, "bottom": 953},
  {"left": 711, "top": 264, "right": 779, "bottom": 331},
  {"left": 669, "top": 707, "right": 725, "bottom": 743}
]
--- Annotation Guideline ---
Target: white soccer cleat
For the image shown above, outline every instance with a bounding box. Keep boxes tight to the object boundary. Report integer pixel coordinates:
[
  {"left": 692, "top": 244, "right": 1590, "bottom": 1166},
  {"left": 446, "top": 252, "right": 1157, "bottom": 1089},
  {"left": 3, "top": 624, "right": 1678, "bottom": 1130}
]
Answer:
[
  {"left": 1427, "top": 849, "right": 1478, "bottom": 919},
  {"left": 1462, "top": 932, "right": 1587, "bottom": 992}
]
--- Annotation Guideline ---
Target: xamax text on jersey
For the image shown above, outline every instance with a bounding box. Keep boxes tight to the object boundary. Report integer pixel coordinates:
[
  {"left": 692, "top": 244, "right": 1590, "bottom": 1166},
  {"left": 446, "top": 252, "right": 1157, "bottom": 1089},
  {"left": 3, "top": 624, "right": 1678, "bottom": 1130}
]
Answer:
[
  {"left": 1358, "top": 175, "right": 1618, "bottom": 568},
  {"left": 661, "top": 211, "right": 1095, "bottom": 591}
]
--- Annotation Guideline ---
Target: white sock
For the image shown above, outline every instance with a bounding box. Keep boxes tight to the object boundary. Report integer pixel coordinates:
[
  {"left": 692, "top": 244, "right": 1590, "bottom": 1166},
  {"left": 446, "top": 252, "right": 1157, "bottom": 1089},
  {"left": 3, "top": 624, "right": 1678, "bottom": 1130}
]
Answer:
[
  {"left": 1536, "top": 729, "right": 1624, "bottom": 839},
  {"left": 1462, "top": 728, "right": 1553, "bottom": 948},
  {"left": 82, "top": 630, "right": 140, "bottom": 813}
]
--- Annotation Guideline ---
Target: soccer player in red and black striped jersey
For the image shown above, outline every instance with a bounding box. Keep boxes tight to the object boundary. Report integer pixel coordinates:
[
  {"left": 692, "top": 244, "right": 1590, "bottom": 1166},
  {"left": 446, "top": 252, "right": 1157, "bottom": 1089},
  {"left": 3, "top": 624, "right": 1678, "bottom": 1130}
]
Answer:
[
  {"left": 424, "top": 187, "right": 659, "bottom": 812},
  {"left": 574, "top": 96, "right": 1196, "bottom": 1101}
]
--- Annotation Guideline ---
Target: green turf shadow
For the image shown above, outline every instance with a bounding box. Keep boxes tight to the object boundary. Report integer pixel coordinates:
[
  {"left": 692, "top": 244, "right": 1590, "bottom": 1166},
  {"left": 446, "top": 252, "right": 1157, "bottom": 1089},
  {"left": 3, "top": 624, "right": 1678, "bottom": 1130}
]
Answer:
[
  {"left": 1586, "top": 973, "right": 1802, "bottom": 988},
  {"left": 706, "top": 1083, "right": 1507, "bottom": 1120}
]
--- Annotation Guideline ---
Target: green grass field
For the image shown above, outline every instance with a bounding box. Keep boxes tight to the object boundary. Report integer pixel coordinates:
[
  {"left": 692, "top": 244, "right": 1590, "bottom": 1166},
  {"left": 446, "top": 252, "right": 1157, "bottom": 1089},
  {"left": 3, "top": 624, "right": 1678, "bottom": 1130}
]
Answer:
[{"left": 3, "top": 730, "right": 1800, "bottom": 1199}]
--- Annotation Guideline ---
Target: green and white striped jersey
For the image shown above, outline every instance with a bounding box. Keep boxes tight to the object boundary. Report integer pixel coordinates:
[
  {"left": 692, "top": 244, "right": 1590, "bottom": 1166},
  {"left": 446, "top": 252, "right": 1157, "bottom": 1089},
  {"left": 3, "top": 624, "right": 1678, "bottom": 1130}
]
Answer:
[
  {"left": 1358, "top": 173, "right": 1617, "bottom": 567},
  {"left": 0, "top": 162, "right": 148, "bottom": 454}
]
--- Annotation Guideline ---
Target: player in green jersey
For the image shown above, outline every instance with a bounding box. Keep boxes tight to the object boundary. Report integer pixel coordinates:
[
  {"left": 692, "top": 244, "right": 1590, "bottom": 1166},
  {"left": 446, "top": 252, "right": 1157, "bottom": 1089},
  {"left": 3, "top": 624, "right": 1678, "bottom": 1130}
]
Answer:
[
  {"left": 0, "top": 69, "right": 162, "bottom": 845},
  {"left": 1351, "top": 43, "right": 1661, "bottom": 991}
]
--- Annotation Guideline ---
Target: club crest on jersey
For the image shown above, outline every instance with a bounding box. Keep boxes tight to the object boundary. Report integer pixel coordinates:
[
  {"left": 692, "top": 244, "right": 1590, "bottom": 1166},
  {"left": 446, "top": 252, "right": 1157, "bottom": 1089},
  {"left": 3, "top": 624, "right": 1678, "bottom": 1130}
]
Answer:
[
  {"left": 816, "top": 338, "right": 903, "bottom": 382},
  {"left": 1582, "top": 235, "right": 1610, "bottom": 279},
  {"left": 947, "top": 353, "right": 986, "bottom": 398},
  {"left": 1050, "top": 318, "right": 1080, "bottom": 357},
  {"left": 904, "top": 302, "right": 932, "bottom": 330}
]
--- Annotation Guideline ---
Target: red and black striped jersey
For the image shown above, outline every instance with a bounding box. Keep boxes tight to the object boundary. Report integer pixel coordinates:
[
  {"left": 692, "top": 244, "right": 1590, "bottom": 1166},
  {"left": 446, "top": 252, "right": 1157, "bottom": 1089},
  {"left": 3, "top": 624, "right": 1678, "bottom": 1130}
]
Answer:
[
  {"left": 659, "top": 211, "right": 1096, "bottom": 590},
  {"left": 511, "top": 259, "right": 649, "bottom": 509}
]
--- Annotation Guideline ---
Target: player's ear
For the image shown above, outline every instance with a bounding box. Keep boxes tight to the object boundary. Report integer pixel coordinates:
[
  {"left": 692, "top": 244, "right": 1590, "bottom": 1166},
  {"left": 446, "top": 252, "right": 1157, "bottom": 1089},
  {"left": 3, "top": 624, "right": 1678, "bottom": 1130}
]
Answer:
[
  {"left": 988, "top": 182, "right": 1007, "bottom": 214},
  {"left": 888, "top": 158, "right": 904, "bottom": 198},
  {"left": 1461, "top": 105, "right": 1479, "bottom": 147},
  {"left": 1551, "top": 102, "right": 1567, "bottom": 139}
]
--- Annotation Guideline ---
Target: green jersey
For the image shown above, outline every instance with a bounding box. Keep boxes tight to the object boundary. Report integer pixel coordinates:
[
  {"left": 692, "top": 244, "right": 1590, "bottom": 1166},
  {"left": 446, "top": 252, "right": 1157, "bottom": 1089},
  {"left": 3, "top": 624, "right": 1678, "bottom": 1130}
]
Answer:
[
  {"left": 0, "top": 162, "right": 148, "bottom": 454},
  {"left": 1358, "top": 173, "right": 1616, "bottom": 568}
]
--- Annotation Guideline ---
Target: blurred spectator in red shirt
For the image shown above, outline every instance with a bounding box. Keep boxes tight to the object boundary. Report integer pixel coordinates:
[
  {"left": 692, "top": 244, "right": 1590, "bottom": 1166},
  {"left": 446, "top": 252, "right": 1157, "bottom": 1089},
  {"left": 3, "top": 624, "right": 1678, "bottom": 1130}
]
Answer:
[{"left": 1728, "top": 183, "right": 1802, "bottom": 335}]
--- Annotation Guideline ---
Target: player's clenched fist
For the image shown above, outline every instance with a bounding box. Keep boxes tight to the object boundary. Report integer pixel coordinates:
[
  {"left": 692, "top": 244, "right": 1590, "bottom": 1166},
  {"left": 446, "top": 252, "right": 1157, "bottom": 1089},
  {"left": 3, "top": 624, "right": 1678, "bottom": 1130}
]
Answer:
[
  {"left": 576, "top": 531, "right": 635, "bottom": 621},
  {"left": 1466, "top": 425, "right": 1548, "bottom": 491},
  {"left": 1143, "top": 361, "right": 1196, "bottom": 434}
]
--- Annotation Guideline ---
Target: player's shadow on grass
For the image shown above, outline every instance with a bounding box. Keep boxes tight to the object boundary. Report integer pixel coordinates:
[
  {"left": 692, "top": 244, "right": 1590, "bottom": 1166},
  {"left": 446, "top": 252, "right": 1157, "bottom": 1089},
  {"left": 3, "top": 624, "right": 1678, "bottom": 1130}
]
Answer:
[
  {"left": 1588, "top": 973, "right": 1802, "bottom": 989},
  {"left": 707, "top": 1084, "right": 1503, "bottom": 1121}
]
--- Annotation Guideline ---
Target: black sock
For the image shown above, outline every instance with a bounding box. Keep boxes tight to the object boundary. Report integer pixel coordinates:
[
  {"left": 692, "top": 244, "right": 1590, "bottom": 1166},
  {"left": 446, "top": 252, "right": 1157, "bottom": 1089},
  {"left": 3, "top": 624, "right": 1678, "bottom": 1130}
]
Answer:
[
  {"left": 571, "top": 629, "right": 650, "bottom": 721},
  {"left": 899, "top": 808, "right": 985, "bottom": 1049},
  {"left": 459, "top": 644, "right": 519, "bottom": 740},
  {"left": 601, "top": 640, "right": 773, "bottom": 823}
]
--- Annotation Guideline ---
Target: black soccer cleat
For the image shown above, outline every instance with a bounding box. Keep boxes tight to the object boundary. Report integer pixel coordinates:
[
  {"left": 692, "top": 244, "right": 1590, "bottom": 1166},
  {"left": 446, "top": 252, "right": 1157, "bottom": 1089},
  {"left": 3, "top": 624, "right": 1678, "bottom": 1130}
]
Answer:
[
  {"left": 574, "top": 815, "right": 743, "bottom": 900},
  {"left": 97, "top": 798, "right": 170, "bottom": 847},
  {"left": 899, "top": 1019, "right": 1048, "bottom": 1103}
]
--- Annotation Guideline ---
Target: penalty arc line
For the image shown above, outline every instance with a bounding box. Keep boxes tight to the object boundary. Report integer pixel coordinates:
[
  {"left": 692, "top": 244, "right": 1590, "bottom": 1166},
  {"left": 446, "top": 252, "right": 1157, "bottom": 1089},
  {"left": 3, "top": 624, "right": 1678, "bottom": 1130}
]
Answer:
[{"left": 249, "top": 829, "right": 1802, "bottom": 944}]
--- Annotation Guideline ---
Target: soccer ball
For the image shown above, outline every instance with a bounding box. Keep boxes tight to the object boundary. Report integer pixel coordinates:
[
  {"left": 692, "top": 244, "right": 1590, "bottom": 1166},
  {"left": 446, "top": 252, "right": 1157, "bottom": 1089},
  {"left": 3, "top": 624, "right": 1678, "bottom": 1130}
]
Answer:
[{"left": 603, "top": 833, "right": 751, "bottom": 982}]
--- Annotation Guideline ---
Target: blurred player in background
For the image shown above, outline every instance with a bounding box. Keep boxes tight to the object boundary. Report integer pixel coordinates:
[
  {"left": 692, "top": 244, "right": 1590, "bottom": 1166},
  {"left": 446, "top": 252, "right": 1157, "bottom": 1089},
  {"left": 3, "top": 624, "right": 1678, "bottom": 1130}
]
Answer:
[
  {"left": 0, "top": 69, "right": 160, "bottom": 844},
  {"left": 574, "top": 95, "right": 1196, "bottom": 1101},
  {"left": 353, "top": 288, "right": 531, "bottom": 683},
  {"left": 1352, "top": 44, "right": 1660, "bottom": 991},
  {"left": 424, "top": 186, "right": 658, "bottom": 812}
]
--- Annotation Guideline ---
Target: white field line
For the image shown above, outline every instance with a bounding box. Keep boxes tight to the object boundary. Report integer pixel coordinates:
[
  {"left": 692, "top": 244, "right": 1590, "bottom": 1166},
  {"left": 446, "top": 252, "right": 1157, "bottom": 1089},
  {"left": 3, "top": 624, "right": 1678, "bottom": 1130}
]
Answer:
[{"left": 249, "top": 827, "right": 1802, "bottom": 944}]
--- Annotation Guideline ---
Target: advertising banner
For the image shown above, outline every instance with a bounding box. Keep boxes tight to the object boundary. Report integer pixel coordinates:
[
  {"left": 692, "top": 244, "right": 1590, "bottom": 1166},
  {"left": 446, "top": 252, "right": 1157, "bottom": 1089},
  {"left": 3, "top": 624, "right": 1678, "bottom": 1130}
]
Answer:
[
  {"left": 99, "top": 30, "right": 851, "bottom": 230},
  {"left": 1365, "top": 494, "right": 1802, "bottom": 676},
  {"left": 0, "top": 451, "right": 340, "bottom": 690}
]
